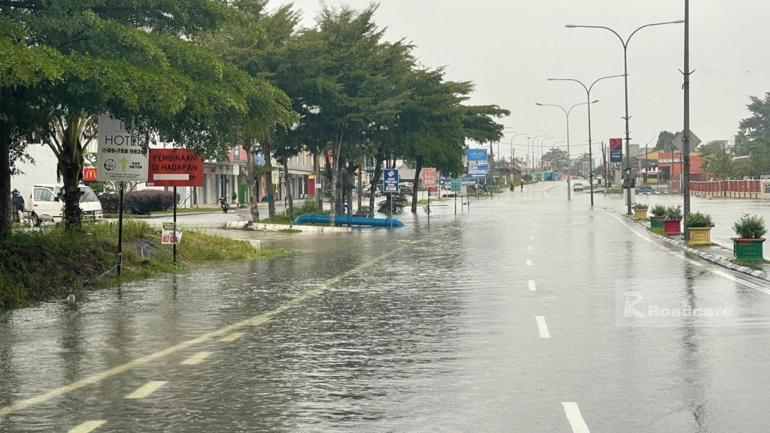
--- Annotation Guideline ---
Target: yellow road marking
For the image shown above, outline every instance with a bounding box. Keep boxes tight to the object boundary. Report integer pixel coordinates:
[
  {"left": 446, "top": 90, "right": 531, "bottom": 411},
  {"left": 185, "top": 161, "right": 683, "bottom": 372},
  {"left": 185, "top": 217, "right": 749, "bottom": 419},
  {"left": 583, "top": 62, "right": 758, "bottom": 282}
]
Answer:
[
  {"left": 180, "top": 351, "right": 213, "bottom": 366},
  {"left": 67, "top": 420, "right": 106, "bottom": 433},
  {"left": 219, "top": 332, "right": 244, "bottom": 343},
  {"left": 0, "top": 246, "right": 405, "bottom": 417},
  {"left": 125, "top": 381, "right": 167, "bottom": 399}
]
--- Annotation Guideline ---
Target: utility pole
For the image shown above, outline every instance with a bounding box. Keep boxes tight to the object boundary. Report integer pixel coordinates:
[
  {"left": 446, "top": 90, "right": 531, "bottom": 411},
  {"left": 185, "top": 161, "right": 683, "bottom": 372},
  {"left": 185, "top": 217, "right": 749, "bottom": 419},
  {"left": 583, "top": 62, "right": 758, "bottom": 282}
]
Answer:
[{"left": 682, "top": 0, "right": 692, "bottom": 240}]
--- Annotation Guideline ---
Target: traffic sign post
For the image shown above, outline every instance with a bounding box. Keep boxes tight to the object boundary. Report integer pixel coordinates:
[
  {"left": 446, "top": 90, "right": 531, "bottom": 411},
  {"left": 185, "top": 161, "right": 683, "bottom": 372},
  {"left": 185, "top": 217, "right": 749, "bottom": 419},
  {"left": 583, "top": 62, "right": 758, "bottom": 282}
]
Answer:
[
  {"left": 383, "top": 169, "right": 399, "bottom": 228},
  {"left": 451, "top": 178, "right": 462, "bottom": 215},
  {"left": 421, "top": 168, "right": 437, "bottom": 222},
  {"left": 148, "top": 149, "right": 204, "bottom": 264}
]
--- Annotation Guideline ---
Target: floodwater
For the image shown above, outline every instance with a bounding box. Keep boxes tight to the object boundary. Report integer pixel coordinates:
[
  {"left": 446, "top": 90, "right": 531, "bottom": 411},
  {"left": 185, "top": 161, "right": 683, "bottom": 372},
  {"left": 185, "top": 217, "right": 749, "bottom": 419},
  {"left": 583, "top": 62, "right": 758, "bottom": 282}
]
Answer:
[{"left": 1, "top": 182, "right": 770, "bottom": 432}]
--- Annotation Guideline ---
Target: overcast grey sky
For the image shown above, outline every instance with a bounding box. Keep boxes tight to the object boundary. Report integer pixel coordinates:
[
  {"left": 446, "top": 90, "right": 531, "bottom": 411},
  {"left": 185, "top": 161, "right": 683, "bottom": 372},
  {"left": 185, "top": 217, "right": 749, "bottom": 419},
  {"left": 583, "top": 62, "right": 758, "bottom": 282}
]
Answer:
[{"left": 284, "top": 0, "right": 769, "bottom": 156}]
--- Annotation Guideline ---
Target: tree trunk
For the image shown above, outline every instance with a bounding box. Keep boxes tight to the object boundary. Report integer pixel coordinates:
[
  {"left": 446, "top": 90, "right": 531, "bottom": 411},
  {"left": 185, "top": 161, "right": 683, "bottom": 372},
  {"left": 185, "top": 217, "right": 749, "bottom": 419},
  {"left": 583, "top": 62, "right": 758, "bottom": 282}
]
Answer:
[
  {"left": 245, "top": 142, "right": 260, "bottom": 221},
  {"left": 263, "top": 139, "right": 276, "bottom": 219},
  {"left": 313, "top": 152, "right": 322, "bottom": 210},
  {"left": 369, "top": 152, "right": 383, "bottom": 218},
  {"left": 411, "top": 157, "right": 423, "bottom": 213},
  {"left": 329, "top": 132, "right": 343, "bottom": 225},
  {"left": 60, "top": 114, "right": 85, "bottom": 231},
  {"left": 0, "top": 102, "right": 11, "bottom": 240},
  {"left": 283, "top": 156, "right": 294, "bottom": 217}
]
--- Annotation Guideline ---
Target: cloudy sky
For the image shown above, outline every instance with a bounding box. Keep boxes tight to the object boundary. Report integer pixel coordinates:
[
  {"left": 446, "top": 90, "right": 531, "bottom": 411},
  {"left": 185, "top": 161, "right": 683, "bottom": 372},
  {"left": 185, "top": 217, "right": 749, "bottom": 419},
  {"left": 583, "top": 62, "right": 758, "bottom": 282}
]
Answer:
[{"left": 284, "top": 0, "right": 769, "bottom": 157}]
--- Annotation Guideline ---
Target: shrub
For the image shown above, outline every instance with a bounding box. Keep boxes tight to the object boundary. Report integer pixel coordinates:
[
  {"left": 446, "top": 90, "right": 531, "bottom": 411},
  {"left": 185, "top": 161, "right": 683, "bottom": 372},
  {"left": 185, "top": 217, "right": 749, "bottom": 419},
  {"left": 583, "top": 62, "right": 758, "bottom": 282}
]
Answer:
[
  {"left": 733, "top": 214, "right": 767, "bottom": 239},
  {"left": 665, "top": 206, "right": 682, "bottom": 220},
  {"left": 633, "top": 203, "right": 649, "bottom": 211},
  {"left": 651, "top": 204, "right": 666, "bottom": 217},
  {"left": 100, "top": 193, "right": 119, "bottom": 213},
  {"left": 685, "top": 211, "right": 713, "bottom": 228}
]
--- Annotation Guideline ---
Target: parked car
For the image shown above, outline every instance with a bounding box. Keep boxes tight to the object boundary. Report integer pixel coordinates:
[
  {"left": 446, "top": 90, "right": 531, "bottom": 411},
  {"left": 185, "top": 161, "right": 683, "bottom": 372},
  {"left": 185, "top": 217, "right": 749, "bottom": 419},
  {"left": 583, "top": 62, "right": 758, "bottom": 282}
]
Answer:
[
  {"left": 573, "top": 182, "right": 584, "bottom": 192},
  {"left": 28, "top": 184, "right": 103, "bottom": 226},
  {"left": 635, "top": 185, "right": 656, "bottom": 195}
]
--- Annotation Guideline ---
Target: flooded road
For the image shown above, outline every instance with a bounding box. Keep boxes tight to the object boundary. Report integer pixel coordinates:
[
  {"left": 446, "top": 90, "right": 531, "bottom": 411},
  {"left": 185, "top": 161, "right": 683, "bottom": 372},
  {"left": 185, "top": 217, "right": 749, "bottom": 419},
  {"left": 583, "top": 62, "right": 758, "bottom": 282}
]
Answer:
[{"left": 1, "top": 182, "right": 770, "bottom": 432}]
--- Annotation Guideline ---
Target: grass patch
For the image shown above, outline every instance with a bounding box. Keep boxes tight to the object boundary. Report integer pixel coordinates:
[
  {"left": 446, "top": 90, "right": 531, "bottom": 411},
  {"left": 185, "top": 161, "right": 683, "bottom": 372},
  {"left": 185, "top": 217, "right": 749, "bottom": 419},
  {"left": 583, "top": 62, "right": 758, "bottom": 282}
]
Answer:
[
  {"left": 278, "top": 228, "right": 302, "bottom": 234},
  {"left": 0, "top": 221, "right": 287, "bottom": 311}
]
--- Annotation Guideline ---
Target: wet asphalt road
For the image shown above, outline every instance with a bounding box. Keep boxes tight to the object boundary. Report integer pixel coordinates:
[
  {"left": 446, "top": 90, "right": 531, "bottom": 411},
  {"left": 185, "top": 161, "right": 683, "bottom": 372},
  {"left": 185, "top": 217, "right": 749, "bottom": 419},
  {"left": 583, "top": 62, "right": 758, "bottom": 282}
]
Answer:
[{"left": 1, "top": 182, "right": 770, "bottom": 432}]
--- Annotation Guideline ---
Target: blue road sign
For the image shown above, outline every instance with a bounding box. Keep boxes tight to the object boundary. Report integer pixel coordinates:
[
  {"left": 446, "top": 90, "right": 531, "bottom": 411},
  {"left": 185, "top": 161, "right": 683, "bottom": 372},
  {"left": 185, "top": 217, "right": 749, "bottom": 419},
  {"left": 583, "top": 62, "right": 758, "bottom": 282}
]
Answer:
[
  {"left": 383, "top": 169, "right": 400, "bottom": 193},
  {"left": 466, "top": 149, "right": 489, "bottom": 179}
]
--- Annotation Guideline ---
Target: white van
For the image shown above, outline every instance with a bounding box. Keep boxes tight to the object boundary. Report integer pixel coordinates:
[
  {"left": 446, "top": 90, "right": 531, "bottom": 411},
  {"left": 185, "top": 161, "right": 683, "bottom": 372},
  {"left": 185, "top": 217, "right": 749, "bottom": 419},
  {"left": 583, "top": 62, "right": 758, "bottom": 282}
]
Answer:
[{"left": 28, "top": 184, "right": 103, "bottom": 226}]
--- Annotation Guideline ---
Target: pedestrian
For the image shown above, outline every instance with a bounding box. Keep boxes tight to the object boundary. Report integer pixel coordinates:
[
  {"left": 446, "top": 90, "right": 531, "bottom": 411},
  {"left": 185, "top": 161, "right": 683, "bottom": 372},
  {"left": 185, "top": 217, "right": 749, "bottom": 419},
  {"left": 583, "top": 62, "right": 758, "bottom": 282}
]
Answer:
[
  {"left": 520, "top": 181, "right": 524, "bottom": 192},
  {"left": 11, "top": 189, "right": 24, "bottom": 223}
]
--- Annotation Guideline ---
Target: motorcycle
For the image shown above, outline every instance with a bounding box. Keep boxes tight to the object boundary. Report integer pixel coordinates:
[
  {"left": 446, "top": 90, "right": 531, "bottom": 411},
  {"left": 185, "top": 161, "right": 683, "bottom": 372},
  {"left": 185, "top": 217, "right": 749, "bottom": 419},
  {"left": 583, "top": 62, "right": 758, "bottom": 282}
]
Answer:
[{"left": 220, "top": 197, "right": 230, "bottom": 213}]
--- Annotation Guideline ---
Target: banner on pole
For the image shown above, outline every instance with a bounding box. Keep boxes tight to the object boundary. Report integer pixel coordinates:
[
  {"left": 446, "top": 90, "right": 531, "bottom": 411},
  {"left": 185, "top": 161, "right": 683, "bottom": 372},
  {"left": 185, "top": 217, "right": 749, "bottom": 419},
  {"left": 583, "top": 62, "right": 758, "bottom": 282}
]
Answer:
[{"left": 609, "top": 138, "right": 623, "bottom": 163}]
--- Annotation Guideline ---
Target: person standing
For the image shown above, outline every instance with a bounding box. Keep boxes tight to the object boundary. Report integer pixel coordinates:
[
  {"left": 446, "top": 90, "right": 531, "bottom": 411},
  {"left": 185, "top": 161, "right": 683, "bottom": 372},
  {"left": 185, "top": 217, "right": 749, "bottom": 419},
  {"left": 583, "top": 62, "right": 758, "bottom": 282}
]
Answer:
[{"left": 11, "top": 189, "right": 24, "bottom": 223}]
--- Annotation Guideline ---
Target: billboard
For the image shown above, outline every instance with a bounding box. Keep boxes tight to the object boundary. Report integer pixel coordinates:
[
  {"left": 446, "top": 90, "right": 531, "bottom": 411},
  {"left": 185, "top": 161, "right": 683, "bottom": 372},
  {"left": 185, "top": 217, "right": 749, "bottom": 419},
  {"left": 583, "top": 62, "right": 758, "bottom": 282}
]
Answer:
[
  {"left": 421, "top": 167, "right": 438, "bottom": 190},
  {"left": 97, "top": 114, "right": 148, "bottom": 182},
  {"left": 610, "top": 138, "right": 623, "bottom": 163},
  {"left": 467, "top": 149, "right": 489, "bottom": 178}
]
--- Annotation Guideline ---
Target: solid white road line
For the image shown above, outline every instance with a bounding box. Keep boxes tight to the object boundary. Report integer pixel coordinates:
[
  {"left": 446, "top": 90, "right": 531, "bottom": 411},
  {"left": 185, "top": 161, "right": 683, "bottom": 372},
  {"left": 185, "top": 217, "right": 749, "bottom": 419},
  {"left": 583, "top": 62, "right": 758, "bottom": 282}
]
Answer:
[
  {"left": 220, "top": 332, "right": 245, "bottom": 343},
  {"left": 535, "top": 316, "right": 551, "bottom": 339},
  {"left": 562, "top": 402, "right": 591, "bottom": 433},
  {"left": 528, "top": 280, "right": 537, "bottom": 292},
  {"left": 0, "top": 245, "right": 406, "bottom": 417},
  {"left": 125, "top": 381, "right": 167, "bottom": 399},
  {"left": 180, "top": 351, "right": 213, "bottom": 366},
  {"left": 526, "top": 259, "right": 533, "bottom": 266},
  {"left": 606, "top": 211, "right": 770, "bottom": 295},
  {"left": 67, "top": 421, "right": 106, "bottom": 433}
]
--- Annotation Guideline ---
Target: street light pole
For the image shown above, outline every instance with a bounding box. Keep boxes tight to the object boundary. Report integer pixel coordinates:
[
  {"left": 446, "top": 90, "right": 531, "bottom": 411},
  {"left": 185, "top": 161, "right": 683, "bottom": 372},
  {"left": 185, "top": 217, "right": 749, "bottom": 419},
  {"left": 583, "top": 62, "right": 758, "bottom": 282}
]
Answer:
[
  {"left": 682, "top": 0, "right": 692, "bottom": 240},
  {"left": 536, "top": 101, "right": 591, "bottom": 201},
  {"left": 549, "top": 75, "right": 624, "bottom": 207},
  {"left": 566, "top": 19, "right": 684, "bottom": 214},
  {"left": 531, "top": 135, "right": 548, "bottom": 179}
]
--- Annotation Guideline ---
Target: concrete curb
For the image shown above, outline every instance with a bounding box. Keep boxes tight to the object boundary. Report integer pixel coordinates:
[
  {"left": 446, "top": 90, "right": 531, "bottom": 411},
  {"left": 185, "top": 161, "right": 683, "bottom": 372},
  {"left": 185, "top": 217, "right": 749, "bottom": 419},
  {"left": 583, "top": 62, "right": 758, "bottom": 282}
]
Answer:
[
  {"left": 627, "top": 215, "right": 769, "bottom": 282},
  {"left": 226, "top": 220, "right": 352, "bottom": 233}
]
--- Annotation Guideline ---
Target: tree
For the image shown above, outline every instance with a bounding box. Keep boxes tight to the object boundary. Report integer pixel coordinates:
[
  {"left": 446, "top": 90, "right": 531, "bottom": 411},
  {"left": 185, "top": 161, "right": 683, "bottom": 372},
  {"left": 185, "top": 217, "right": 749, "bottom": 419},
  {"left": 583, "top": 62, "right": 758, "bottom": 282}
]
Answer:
[
  {"left": 0, "top": 26, "right": 63, "bottom": 238},
  {"left": 201, "top": 2, "right": 299, "bottom": 221},
  {"left": 654, "top": 130, "right": 675, "bottom": 151},
  {"left": 542, "top": 148, "right": 569, "bottom": 174},
  {"left": 3, "top": 1, "right": 287, "bottom": 231}
]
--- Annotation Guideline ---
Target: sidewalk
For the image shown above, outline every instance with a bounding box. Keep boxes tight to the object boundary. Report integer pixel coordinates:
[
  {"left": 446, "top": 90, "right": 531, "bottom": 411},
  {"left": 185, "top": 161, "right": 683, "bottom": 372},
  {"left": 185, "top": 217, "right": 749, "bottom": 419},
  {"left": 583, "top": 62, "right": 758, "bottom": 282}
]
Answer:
[{"left": 629, "top": 215, "right": 769, "bottom": 282}]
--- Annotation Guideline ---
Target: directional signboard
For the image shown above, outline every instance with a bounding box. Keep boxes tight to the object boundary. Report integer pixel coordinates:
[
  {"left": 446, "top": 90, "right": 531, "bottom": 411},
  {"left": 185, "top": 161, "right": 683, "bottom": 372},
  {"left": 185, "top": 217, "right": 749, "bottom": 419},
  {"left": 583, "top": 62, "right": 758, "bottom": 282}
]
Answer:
[
  {"left": 383, "top": 169, "right": 400, "bottom": 193},
  {"left": 450, "top": 178, "right": 462, "bottom": 193},
  {"left": 609, "top": 138, "right": 623, "bottom": 163},
  {"left": 672, "top": 130, "right": 701, "bottom": 151},
  {"left": 147, "top": 149, "right": 204, "bottom": 187},
  {"left": 467, "top": 149, "right": 489, "bottom": 178},
  {"left": 421, "top": 167, "right": 437, "bottom": 190},
  {"left": 97, "top": 114, "right": 148, "bottom": 182}
]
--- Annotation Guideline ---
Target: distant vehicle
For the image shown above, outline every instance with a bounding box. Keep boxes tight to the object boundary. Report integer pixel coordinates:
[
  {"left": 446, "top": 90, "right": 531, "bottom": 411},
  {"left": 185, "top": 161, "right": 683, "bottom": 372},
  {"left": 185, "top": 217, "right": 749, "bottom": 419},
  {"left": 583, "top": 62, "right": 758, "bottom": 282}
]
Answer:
[
  {"left": 573, "top": 182, "right": 584, "bottom": 192},
  {"left": 399, "top": 182, "right": 413, "bottom": 195},
  {"left": 635, "top": 185, "right": 656, "bottom": 195},
  {"left": 28, "top": 184, "right": 103, "bottom": 226}
]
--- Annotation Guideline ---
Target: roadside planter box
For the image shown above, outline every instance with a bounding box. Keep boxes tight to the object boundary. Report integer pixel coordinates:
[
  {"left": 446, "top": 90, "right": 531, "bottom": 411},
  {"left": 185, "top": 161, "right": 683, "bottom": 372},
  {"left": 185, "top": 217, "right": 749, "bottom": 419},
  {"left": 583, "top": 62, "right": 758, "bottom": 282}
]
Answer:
[
  {"left": 688, "top": 227, "right": 712, "bottom": 247},
  {"left": 633, "top": 208, "right": 648, "bottom": 221},
  {"left": 731, "top": 214, "right": 767, "bottom": 262},
  {"left": 664, "top": 219, "right": 682, "bottom": 236},
  {"left": 733, "top": 238, "right": 765, "bottom": 262},
  {"left": 650, "top": 216, "right": 665, "bottom": 233}
]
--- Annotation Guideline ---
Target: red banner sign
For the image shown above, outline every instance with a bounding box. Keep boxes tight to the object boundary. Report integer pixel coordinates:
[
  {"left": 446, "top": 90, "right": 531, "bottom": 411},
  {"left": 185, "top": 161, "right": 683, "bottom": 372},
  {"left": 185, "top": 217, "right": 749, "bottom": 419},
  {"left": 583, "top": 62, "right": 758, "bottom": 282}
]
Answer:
[
  {"left": 83, "top": 167, "right": 98, "bottom": 182},
  {"left": 421, "top": 167, "right": 438, "bottom": 190},
  {"left": 148, "top": 149, "right": 204, "bottom": 187}
]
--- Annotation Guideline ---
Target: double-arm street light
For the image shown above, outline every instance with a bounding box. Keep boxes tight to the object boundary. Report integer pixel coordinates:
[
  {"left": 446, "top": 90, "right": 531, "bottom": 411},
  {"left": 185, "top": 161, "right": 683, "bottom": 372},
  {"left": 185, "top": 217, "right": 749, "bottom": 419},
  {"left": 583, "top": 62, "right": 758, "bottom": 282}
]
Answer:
[
  {"left": 548, "top": 75, "right": 624, "bottom": 206},
  {"left": 566, "top": 20, "right": 684, "bottom": 213},
  {"left": 508, "top": 132, "right": 528, "bottom": 168},
  {"left": 536, "top": 101, "right": 595, "bottom": 201}
]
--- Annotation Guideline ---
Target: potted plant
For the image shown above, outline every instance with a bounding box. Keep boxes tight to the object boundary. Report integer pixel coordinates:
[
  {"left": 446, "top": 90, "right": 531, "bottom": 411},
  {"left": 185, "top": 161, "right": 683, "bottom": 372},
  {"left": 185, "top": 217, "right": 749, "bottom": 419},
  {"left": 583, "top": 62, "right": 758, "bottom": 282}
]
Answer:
[
  {"left": 732, "top": 214, "right": 766, "bottom": 262},
  {"left": 685, "top": 211, "right": 713, "bottom": 246},
  {"left": 649, "top": 204, "right": 666, "bottom": 234},
  {"left": 663, "top": 206, "right": 682, "bottom": 236},
  {"left": 633, "top": 203, "right": 649, "bottom": 221}
]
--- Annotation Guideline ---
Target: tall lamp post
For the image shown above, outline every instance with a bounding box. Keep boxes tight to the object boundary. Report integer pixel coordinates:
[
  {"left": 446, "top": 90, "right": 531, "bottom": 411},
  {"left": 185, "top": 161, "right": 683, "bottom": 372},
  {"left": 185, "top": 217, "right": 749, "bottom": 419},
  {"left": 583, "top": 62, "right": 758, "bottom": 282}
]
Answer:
[
  {"left": 508, "top": 132, "right": 528, "bottom": 171},
  {"left": 536, "top": 101, "right": 593, "bottom": 201},
  {"left": 549, "top": 75, "right": 624, "bottom": 206},
  {"left": 566, "top": 19, "right": 684, "bottom": 214},
  {"left": 531, "top": 135, "right": 549, "bottom": 178}
]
